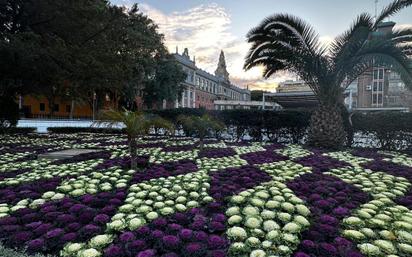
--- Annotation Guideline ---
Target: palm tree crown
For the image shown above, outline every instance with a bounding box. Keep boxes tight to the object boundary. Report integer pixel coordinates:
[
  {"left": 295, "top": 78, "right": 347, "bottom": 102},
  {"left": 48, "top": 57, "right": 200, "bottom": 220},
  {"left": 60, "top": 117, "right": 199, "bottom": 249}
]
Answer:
[{"left": 244, "top": 0, "right": 412, "bottom": 106}]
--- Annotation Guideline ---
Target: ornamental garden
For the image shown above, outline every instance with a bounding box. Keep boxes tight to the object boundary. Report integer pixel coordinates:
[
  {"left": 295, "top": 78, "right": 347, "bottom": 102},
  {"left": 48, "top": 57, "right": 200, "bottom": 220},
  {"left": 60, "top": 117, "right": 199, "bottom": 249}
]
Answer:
[{"left": 1, "top": 133, "right": 412, "bottom": 257}]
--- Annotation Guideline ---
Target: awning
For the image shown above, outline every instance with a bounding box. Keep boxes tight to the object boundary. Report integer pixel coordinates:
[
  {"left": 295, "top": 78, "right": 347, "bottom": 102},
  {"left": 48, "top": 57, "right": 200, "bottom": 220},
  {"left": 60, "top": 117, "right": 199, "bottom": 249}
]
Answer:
[{"left": 264, "top": 92, "right": 319, "bottom": 108}]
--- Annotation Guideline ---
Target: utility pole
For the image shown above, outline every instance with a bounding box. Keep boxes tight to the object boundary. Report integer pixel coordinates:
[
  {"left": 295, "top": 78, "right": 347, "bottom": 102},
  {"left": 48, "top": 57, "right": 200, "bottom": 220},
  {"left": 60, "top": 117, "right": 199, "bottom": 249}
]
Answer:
[{"left": 375, "top": 0, "right": 379, "bottom": 21}]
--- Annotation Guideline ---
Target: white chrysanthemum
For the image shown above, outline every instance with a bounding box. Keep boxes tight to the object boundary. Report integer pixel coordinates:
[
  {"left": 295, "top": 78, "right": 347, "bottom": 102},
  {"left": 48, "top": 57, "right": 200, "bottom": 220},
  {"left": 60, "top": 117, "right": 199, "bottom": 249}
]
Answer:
[
  {"left": 65, "top": 243, "right": 84, "bottom": 253},
  {"left": 398, "top": 243, "right": 412, "bottom": 254},
  {"left": 90, "top": 235, "right": 112, "bottom": 248},
  {"left": 250, "top": 249, "right": 266, "bottom": 257},
  {"left": 243, "top": 206, "right": 259, "bottom": 216},
  {"left": 281, "top": 202, "right": 295, "bottom": 212},
  {"left": 250, "top": 198, "right": 265, "bottom": 207},
  {"left": 263, "top": 220, "right": 280, "bottom": 232},
  {"left": 79, "top": 248, "right": 101, "bottom": 257},
  {"left": 245, "top": 217, "right": 262, "bottom": 229},
  {"left": 227, "top": 226, "right": 248, "bottom": 240},
  {"left": 246, "top": 237, "right": 261, "bottom": 248},
  {"left": 146, "top": 211, "right": 159, "bottom": 220},
  {"left": 343, "top": 230, "right": 366, "bottom": 240},
  {"left": 295, "top": 204, "right": 310, "bottom": 216},
  {"left": 373, "top": 240, "right": 396, "bottom": 254},
  {"left": 231, "top": 195, "right": 245, "bottom": 204},
  {"left": 358, "top": 243, "right": 381, "bottom": 256},
  {"left": 228, "top": 215, "right": 242, "bottom": 225},
  {"left": 226, "top": 206, "right": 240, "bottom": 216},
  {"left": 283, "top": 222, "right": 301, "bottom": 233},
  {"left": 266, "top": 230, "right": 280, "bottom": 241}
]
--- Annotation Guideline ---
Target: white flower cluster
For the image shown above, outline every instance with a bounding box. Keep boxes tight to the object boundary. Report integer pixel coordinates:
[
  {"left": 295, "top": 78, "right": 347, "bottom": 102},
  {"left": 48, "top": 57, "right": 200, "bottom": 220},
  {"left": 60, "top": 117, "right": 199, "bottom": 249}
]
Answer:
[
  {"left": 323, "top": 151, "right": 372, "bottom": 166},
  {"left": 149, "top": 150, "right": 199, "bottom": 164},
  {"left": 0, "top": 159, "right": 101, "bottom": 187},
  {"left": 226, "top": 181, "right": 310, "bottom": 257},
  {"left": 57, "top": 168, "right": 135, "bottom": 196},
  {"left": 259, "top": 161, "right": 311, "bottom": 182},
  {"left": 275, "top": 145, "right": 312, "bottom": 159},
  {"left": 343, "top": 199, "right": 412, "bottom": 256},
  {"left": 326, "top": 167, "right": 410, "bottom": 200},
  {"left": 107, "top": 171, "right": 212, "bottom": 231},
  {"left": 196, "top": 156, "right": 247, "bottom": 172},
  {"left": 234, "top": 145, "right": 267, "bottom": 155}
]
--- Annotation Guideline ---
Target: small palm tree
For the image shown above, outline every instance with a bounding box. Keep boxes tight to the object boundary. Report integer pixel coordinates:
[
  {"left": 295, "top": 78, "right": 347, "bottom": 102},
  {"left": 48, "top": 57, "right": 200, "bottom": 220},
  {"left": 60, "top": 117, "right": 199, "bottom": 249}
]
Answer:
[
  {"left": 96, "top": 109, "right": 169, "bottom": 169},
  {"left": 148, "top": 115, "right": 175, "bottom": 136},
  {"left": 178, "top": 114, "right": 224, "bottom": 150},
  {"left": 245, "top": 0, "right": 412, "bottom": 149}
]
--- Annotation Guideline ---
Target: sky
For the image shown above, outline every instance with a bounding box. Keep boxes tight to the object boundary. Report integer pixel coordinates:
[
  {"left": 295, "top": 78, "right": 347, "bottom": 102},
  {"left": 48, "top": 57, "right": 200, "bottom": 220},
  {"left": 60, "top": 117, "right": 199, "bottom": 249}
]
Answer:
[{"left": 112, "top": 0, "right": 412, "bottom": 92}]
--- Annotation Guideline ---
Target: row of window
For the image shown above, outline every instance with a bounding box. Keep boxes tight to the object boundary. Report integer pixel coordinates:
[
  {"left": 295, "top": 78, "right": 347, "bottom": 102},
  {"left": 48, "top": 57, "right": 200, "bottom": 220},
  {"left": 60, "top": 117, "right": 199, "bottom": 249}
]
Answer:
[{"left": 39, "top": 103, "right": 71, "bottom": 113}]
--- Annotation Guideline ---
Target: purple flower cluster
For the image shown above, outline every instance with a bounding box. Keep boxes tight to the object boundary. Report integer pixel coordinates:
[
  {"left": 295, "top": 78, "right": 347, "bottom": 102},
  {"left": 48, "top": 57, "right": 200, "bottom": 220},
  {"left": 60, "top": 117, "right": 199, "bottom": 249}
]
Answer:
[
  {"left": 287, "top": 173, "right": 370, "bottom": 257},
  {"left": 130, "top": 160, "right": 198, "bottom": 184},
  {"left": 162, "top": 144, "right": 196, "bottom": 152},
  {"left": 240, "top": 151, "right": 288, "bottom": 165},
  {"left": 362, "top": 159, "right": 412, "bottom": 208},
  {"left": 209, "top": 165, "right": 272, "bottom": 202},
  {"left": 294, "top": 154, "right": 349, "bottom": 173},
  {"left": 0, "top": 168, "right": 31, "bottom": 181},
  {"left": 137, "top": 142, "right": 165, "bottom": 148},
  {"left": 96, "top": 156, "right": 149, "bottom": 170},
  {"left": 0, "top": 190, "right": 126, "bottom": 255},
  {"left": 0, "top": 176, "right": 68, "bottom": 205},
  {"left": 103, "top": 204, "right": 228, "bottom": 257},
  {"left": 262, "top": 143, "right": 284, "bottom": 151},
  {"left": 52, "top": 151, "right": 111, "bottom": 165},
  {"left": 351, "top": 148, "right": 388, "bottom": 160},
  {"left": 225, "top": 141, "right": 251, "bottom": 147},
  {"left": 198, "top": 148, "right": 237, "bottom": 158}
]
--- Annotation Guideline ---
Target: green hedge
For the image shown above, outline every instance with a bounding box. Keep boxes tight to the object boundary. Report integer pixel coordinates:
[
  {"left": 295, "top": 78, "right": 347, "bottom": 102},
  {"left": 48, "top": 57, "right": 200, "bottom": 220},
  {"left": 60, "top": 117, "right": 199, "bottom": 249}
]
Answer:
[
  {"left": 48, "top": 127, "right": 126, "bottom": 134},
  {"left": 0, "top": 127, "right": 36, "bottom": 134},
  {"left": 352, "top": 111, "right": 412, "bottom": 150},
  {"left": 44, "top": 109, "right": 412, "bottom": 150}
]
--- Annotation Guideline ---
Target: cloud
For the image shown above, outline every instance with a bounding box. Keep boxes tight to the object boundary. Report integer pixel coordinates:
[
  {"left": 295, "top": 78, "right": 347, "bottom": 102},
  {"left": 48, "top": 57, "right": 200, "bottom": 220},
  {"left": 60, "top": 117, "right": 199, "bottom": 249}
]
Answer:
[{"left": 115, "top": 2, "right": 298, "bottom": 91}]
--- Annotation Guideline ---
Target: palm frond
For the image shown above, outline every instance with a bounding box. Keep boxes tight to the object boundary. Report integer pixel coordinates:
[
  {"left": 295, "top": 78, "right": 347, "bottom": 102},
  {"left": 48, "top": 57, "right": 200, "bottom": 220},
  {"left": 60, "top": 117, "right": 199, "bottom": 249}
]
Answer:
[{"left": 374, "top": 0, "right": 412, "bottom": 28}]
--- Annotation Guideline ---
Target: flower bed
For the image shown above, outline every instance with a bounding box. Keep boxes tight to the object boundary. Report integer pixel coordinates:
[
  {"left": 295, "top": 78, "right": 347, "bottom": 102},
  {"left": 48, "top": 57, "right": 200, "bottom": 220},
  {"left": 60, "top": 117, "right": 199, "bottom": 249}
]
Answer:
[{"left": 0, "top": 134, "right": 412, "bottom": 257}]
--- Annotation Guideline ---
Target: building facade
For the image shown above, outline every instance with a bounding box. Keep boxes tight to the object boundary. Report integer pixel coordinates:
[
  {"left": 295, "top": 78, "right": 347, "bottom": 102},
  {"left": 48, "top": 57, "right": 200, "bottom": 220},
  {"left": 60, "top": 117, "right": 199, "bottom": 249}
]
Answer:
[{"left": 173, "top": 48, "right": 251, "bottom": 110}]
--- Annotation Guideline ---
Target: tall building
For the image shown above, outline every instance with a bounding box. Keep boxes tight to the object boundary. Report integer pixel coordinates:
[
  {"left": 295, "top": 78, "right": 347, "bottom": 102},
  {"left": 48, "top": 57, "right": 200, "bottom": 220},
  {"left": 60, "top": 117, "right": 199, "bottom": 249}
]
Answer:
[
  {"left": 269, "top": 22, "right": 412, "bottom": 111},
  {"left": 355, "top": 21, "right": 412, "bottom": 111},
  {"left": 173, "top": 48, "right": 251, "bottom": 110}
]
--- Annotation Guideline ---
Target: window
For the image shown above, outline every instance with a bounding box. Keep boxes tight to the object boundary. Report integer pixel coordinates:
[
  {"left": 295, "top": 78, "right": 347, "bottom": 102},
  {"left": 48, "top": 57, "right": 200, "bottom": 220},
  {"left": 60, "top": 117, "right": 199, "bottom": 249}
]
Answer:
[
  {"left": 378, "top": 94, "right": 383, "bottom": 104},
  {"left": 39, "top": 103, "right": 45, "bottom": 112},
  {"left": 66, "top": 105, "right": 71, "bottom": 113},
  {"left": 373, "top": 82, "right": 378, "bottom": 91},
  {"left": 53, "top": 104, "right": 59, "bottom": 112},
  {"left": 378, "top": 82, "right": 383, "bottom": 91},
  {"left": 372, "top": 94, "right": 377, "bottom": 104}
]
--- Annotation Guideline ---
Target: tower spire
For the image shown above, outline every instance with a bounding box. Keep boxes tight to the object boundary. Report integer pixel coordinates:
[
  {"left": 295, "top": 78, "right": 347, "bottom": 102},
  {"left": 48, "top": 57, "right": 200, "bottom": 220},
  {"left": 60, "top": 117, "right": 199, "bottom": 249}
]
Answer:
[{"left": 215, "top": 50, "right": 230, "bottom": 82}]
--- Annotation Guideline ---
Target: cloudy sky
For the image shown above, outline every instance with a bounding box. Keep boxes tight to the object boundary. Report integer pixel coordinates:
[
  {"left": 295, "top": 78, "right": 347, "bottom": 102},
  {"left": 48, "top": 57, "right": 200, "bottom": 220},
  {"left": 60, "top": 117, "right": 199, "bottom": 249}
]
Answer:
[{"left": 112, "top": 0, "right": 411, "bottom": 92}]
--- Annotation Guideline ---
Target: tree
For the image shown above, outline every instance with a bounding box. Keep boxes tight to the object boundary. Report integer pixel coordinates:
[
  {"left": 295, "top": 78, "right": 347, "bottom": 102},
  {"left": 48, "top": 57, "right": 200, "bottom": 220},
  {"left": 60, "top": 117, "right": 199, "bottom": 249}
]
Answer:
[
  {"left": 250, "top": 90, "right": 266, "bottom": 101},
  {"left": 0, "top": 1, "right": 173, "bottom": 118},
  {"left": 95, "top": 109, "right": 173, "bottom": 169},
  {"left": 178, "top": 115, "right": 225, "bottom": 150},
  {"left": 143, "top": 55, "right": 187, "bottom": 109},
  {"left": 244, "top": 0, "right": 412, "bottom": 149}
]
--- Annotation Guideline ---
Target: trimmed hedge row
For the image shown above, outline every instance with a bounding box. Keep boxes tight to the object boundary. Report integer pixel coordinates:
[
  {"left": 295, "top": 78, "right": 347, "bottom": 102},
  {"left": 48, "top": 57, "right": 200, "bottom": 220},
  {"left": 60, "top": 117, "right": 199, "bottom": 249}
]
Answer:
[
  {"left": 43, "top": 109, "right": 412, "bottom": 150},
  {"left": 0, "top": 127, "right": 36, "bottom": 134}
]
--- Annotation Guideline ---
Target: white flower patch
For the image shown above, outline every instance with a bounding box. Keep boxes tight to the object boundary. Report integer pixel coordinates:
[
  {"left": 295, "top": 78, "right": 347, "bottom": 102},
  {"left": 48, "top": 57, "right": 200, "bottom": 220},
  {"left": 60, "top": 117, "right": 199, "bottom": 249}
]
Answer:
[
  {"left": 326, "top": 167, "right": 410, "bottom": 200},
  {"left": 196, "top": 155, "right": 247, "bottom": 172},
  {"left": 275, "top": 145, "right": 312, "bottom": 160},
  {"left": 259, "top": 160, "right": 312, "bottom": 182},
  {"left": 324, "top": 151, "right": 372, "bottom": 166},
  {"left": 226, "top": 181, "right": 310, "bottom": 257}
]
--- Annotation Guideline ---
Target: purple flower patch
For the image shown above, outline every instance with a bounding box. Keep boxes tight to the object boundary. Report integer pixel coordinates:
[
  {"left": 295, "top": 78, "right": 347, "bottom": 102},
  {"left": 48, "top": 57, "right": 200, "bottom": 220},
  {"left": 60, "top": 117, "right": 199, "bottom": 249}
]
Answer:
[
  {"left": 287, "top": 173, "right": 370, "bottom": 257},
  {"left": 130, "top": 160, "right": 198, "bottom": 184},
  {"left": 198, "top": 148, "right": 236, "bottom": 158},
  {"left": 295, "top": 154, "right": 350, "bottom": 173},
  {"left": 209, "top": 165, "right": 272, "bottom": 202},
  {"left": 0, "top": 190, "right": 126, "bottom": 255},
  {"left": 102, "top": 205, "right": 229, "bottom": 257},
  {"left": 240, "top": 150, "right": 288, "bottom": 165}
]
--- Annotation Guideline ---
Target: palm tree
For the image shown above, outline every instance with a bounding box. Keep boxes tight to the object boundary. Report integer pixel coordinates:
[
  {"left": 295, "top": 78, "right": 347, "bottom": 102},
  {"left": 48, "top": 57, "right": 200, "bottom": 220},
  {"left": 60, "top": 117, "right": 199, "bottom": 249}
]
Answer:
[
  {"left": 178, "top": 114, "right": 225, "bottom": 150},
  {"left": 244, "top": 0, "right": 412, "bottom": 149},
  {"left": 96, "top": 109, "right": 173, "bottom": 169}
]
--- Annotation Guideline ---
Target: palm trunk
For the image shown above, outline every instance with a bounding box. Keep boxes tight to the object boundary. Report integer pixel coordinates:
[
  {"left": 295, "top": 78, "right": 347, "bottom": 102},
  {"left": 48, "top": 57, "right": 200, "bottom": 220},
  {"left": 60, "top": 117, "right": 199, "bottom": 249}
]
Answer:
[
  {"left": 70, "top": 100, "right": 75, "bottom": 120},
  {"left": 128, "top": 136, "right": 137, "bottom": 170},
  {"left": 199, "top": 136, "right": 204, "bottom": 151},
  {"left": 308, "top": 104, "right": 347, "bottom": 149}
]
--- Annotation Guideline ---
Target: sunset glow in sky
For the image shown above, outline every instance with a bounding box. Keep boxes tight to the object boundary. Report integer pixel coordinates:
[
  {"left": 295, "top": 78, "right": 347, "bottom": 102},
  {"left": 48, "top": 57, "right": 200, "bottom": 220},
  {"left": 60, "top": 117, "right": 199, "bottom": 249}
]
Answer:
[{"left": 112, "top": 0, "right": 411, "bottom": 91}]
